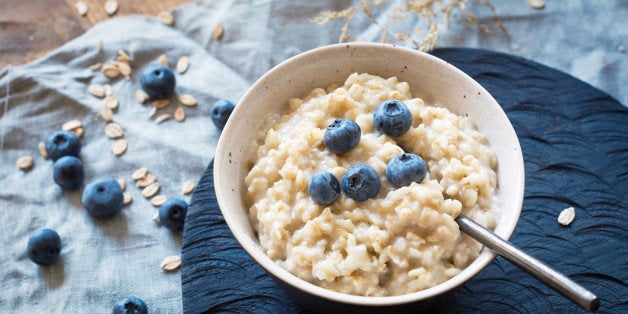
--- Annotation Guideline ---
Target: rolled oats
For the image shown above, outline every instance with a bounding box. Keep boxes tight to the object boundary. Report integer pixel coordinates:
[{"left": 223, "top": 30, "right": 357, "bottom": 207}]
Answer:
[
  {"left": 155, "top": 114, "right": 171, "bottom": 124},
  {"left": 158, "top": 54, "right": 169, "bottom": 66},
  {"left": 101, "top": 106, "right": 113, "bottom": 122},
  {"left": 136, "top": 89, "right": 149, "bottom": 104},
  {"left": 104, "top": 123, "right": 124, "bottom": 138},
  {"left": 181, "top": 180, "right": 195, "bottom": 194},
  {"left": 71, "top": 127, "right": 84, "bottom": 138},
  {"left": 132, "top": 167, "right": 148, "bottom": 180},
  {"left": 158, "top": 11, "right": 175, "bottom": 26},
  {"left": 87, "top": 84, "right": 106, "bottom": 97},
  {"left": 104, "top": 0, "right": 118, "bottom": 15},
  {"left": 160, "top": 255, "right": 181, "bottom": 271},
  {"left": 178, "top": 94, "right": 197, "bottom": 106},
  {"left": 110, "top": 139, "right": 127, "bottom": 156},
  {"left": 558, "top": 207, "right": 575, "bottom": 226},
  {"left": 62, "top": 119, "right": 83, "bottom": 131},
  {"left": 16, "top": 156, "right": 34, "bottom": 171},
  {"left": 117, "top": 178, "right": 126, "bottom": 191},
  {"left": 174, "top": 106, "right": 185, "bottom": 122},
  {"left": 136, "top": 173, "right": 157, "bottom": 188},
  {"left": 102, "top": 64, "right": 120, "bottom": 78},
  {"left": 153, "top": 99, "right": 170, "bottom": 109},
  {"left": 143, "top": 182, "right": 160, "bottom": 198},
  {"left": 150, "top": 195, "right": 167, "bottom": 206},
  {"left": 104, "top": 95, "right": 119, "bottom": 110},
  {"left": 123, "top": 192, "right": 133, "bottom": 205},
  {"left": 213, "top": 22, "right": 224, "bottom": 40},
  {"left": 76, "top": 1, "right": 88, "bottom": 16},
  {"left": 38, "top": 142, "right": 49, "bottom": 159},
  {"left": 176, "top": 56, "right": 189, "bottom": 74}
]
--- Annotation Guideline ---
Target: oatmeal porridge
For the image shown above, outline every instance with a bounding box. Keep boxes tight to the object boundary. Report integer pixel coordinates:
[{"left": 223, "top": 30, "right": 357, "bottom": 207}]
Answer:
[{"left": 244, "top": 73, "right": 499, "bottom": 296}]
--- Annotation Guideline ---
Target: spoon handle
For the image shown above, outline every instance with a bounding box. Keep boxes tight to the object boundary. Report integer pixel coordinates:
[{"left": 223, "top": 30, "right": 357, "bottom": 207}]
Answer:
[{"left": 456, "top": 214, "right": 599, "bottom": 312}]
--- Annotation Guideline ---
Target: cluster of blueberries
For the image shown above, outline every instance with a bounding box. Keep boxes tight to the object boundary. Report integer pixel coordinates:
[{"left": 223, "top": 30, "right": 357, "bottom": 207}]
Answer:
[
  {"left": 27, "top": 62, "right": 239, "bottom": 313},
  {"left": 308, "top": 100, "right": 428, "bottom": 205}
]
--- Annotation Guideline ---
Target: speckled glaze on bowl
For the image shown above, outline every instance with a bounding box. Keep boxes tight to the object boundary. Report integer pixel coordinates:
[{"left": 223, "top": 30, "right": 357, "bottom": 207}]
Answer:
[{"left": 214, "top": 43, "right": 524, "bottom": 312}]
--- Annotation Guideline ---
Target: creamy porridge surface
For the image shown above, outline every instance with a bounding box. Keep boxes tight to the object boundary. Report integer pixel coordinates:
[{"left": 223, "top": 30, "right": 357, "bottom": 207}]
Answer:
[{"left": 244, "top": 73, "right": 499, "bottom": 296}]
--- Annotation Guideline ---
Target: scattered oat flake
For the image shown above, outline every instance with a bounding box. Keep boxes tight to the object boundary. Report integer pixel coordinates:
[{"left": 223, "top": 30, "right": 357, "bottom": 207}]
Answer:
[
  {"left": 158, "top": 54, "right": 169, "bottom": 66},
  {"left": 132, "top": 167, "right": 148, "bottom": 180},
  {"left": 103, "top": 84, "right": 113, "bottom": 96},
  {"left": 158, "top": 11, "right": 175, "bottom": 26},
  {"left": 153, "top": 99, "right": 169, "bottom": 109},
  {"left": 213, "top": 22, "right": 223, "bottom": 40},
  {"left": 104, "top": 0, "right": 118, "bottom": 15},
  {"left": 76, "top": 1, "right": 88, "bottom": 16},
  {"left": 117, "top": 178, "right": 126, "bottom": 191},
  {"left": 150, "top": 195, "right": 167, "bottom": 206},
  {"left": 62, "top": 119, "right": 83, "bottom": 131},
  {"left": 528, "top": 0, "right": 545, "bottom": 9},
  {"left": 153, "top": 212, "right": 160, "bottom": 223},
  {"left": 143, "top": 182, "right": 160, "bottom": 198},
  {"left": 178, "top": 94, "right": 197, "bottom": 106},
  {"left": 38, "top": 142, "right": 49, "bottom": 159},
  {"left": 136, "top": 89, "right": 149, "bottom": 103},
  {"left": 89, "top": 63, "right": 102, "bottom": 71},
  {"left": 176, "top": 56, "right": 189, "bottom": 74},
  {"left": 101, "top": 106, "right": 113, "bottom": 122},
  {"left": 181, "top": 180, "right": 195, "bottom": 194},
  {"left": 123, "top": 193, "right": 133, "bottom": 205},
  {"left": 117, "top": 62, "right": 131, "bottom": 79},
  {"left": 72, "top": 127, "right": 84, "bottom": 138},
  {"left": 110, "top": 139, "right": 128, "bottom": 156},
  {"left": 148, "top": 106, "right": 157, "bottom": 118},
  {"left": 87, "top": 84, "right": 106, "bottom": 97},
  {"left": 174, "top": 106, "right": 185, "bottom": 122},
  {"left": 104, "top": 95, "right": 119, "bottom": 110},
  {"left": 117, "top": 50, "right": 131, "bottom": 63},
  {"left": 105, "top": 123, "right": 124, "bottom": 138},
  {"left": 558, "top": 207, "right": 575, "bottom": 226},
  {"left": 160, "top": 255, "right": 181, "bottom": 271},
  {"left": 102, "top": 64, "right": 120, "bottom": 78},
  {"left": 155, "top": 114, "right": 171, "bottom": 124},
  {"left": 137, "top": 173, "right": 157, "bottom": 188},
  {"left": 16, "top": 156, "right": 34, "bottom": 171}
]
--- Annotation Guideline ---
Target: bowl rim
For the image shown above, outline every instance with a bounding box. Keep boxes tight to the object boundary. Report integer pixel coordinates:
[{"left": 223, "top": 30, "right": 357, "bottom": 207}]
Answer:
[{"left": 215, "top": 42, "right": 525, "bottom": 306}]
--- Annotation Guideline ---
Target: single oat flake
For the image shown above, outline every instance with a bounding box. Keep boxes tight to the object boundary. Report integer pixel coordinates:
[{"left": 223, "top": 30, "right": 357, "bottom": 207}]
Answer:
[
  {"left": 136, "top": 89, "right": 149, "bottom": 104},
  {"left": 153, "top": 212, "right": 160, "bottom": 223},
  {"left": 150, "top": 195, "right": 167, "bottom": 206},
  {"left": 16, "top": 156, "right": 34, "bottom": 171},
  {"left": 71, "top": 127, "right": 84, "bottom": 138},
  {"left": 176, "top": 56, "right": 189, "bottom": 74},
  {"left": 102, "top": 64, "right": 120, "bottom": 78},
  {"left": 213, "top": 22, "right": 224, "bottom": 40},
  {"left": 132, "top": 167, "right": 148, "bottom": 180},
  {"left": 87, "top": 84, "right": 106, "bottom": 97},
  {"left": 528, "top": 0, "right": 545, "bottom": 9},
  {"left": 110, "top": 139, "right": 128, "bottom": 156},
  {"left": 62, "top": 119, "right": 83, "bottom": 131},
  {"left": 117, "top": 178, "right": 126, "bottom": 191},
  {"left": 123, "top": 193, "right": 133, "bottom": 205},
  {"left": 101, "top": 106, "right": 113, "bottom": 122},
  {"left": 116, "top": 61, "right": 132, "bottom": 79},
  {"left": 181, "top": 180, "right": 195, "bottom": 194},
  {"left": 104, "top": 0, "right": 118, "bottom": 16},
  {"left": 174, "top": 106, "right": 185, "bottom": 122},
  {"left": 158, "top": 11, "right": 175, "bottom": 26},
  {"left": 38, "top": 142, "right": 49, "bottom": 159},
  {"left": 148, "top": 106, "right": 158, "bottom": 118},
  {"left": 178, "top": 94, "right": 197, "bottom": 106},
  {"left": 155, "top": 114, "right": 171, "bottom": 124},
  {"left": 153, "top": 99, "right": 170, "bottom": 109},
  {"left": 76, "top": 1, "right": 88, "bottom": 16},
  {"left": 160, "top": 255, "right": 181, "bottom": 271},
  {"left": 104, "top": 95, "right": 119, "bottom": 110},
  {"left": 104, "top": 123, "right": 124, "bottom": 139},
  {"left": 558, "top": 207, "right": 575, "bottom": 226},
  {"left": 103, "top": 84, "right": 113, "bottom": 96},
  {"left": 158, "top": 54, "right": 169, "bottom": 66},
  {"left": 143, "top": 182, "right": 160, "bottom": 198},
  {"left": 89, "top": 63, "right": 102, "bottom": 71}
]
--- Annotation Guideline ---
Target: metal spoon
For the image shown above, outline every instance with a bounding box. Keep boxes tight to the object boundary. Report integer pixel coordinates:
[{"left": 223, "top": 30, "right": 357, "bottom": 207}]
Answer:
[{"left": 456, "top": 214, "right": 599, "bottom": 312}]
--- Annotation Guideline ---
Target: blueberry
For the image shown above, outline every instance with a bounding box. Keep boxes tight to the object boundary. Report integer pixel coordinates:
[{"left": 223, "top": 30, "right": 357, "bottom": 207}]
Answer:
[
  {"left": 386, "top": 153, "right": 427, "bottom": 187},
  {"left": 27, "top": 228, "right": 61, "bottom": 266},
  {"left": 373, "top": 100, "right": 412, "bottom": 137},
  {"left": 324, "top": 118, "right": 361, "bottom": 154},
  {"left": 82, "top": 178, "right": 124, "bottom": 218},
  {"left": 342, "top": 164, "right": 380, "bottom": 201},
  {"left": 112, "top": 296, "right": 148, "bottom": 314},
  {"left": 45, "top": 130, "right": 81, "bottom": 161},
  {"left": 308, "top": 172, "right": 340, "bottom": 205},
  {"left": 139, "top": 65, "right": 176, "bottom": 99},
  {"left": 159, "top": 198, "right": 188, "bottom": 231},
  {"left": 53, "top": 156, "right": 85, "bottom": 191},
  {"left": 211, "top": 99, "right": 235, "bottom": 130}
]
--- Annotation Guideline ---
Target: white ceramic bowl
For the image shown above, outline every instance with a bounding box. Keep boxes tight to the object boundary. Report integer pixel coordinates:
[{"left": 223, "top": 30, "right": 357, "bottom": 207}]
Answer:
[{"left": 214, "top": 43, "right": 524, "bottom": 311}]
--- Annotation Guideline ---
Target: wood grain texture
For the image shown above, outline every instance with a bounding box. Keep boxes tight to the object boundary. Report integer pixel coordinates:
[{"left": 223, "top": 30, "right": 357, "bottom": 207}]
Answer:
[
  {"left": 181, "top": 48, "right": 628, "bottom": 313},
  {"left": 0, "top": 0, "right": 190, "bottom": 68}
]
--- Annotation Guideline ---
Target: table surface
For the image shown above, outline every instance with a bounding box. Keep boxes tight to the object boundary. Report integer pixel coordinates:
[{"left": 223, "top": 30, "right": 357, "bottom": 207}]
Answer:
[{"left": 0, "top": 0, "right": 189, "bottom": 68}]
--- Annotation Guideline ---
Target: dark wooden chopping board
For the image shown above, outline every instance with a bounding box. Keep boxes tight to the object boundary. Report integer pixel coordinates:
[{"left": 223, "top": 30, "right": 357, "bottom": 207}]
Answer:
[{"left": 181, "top": 48, "right": 628, "bottom": 313}]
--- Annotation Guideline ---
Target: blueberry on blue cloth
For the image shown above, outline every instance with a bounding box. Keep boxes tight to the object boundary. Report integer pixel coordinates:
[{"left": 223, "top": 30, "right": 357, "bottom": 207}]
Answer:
[
  {"left": 53, "top": 155, "right": 85, "bottom": 191},
  {"left": 82, "top": 178, "right": 124, "bottom": 218},
  {"left": 159, "top": 198, "right": 188, "bottom": 231},
  {"left": 139, "top": 64, "right": 176, "bottom": 99},
  {"left": 45, "top": 130, "right": 81, "bottom": 161},
  {"left": 27, "top": 228, "right": 61, "bottom": 266},
  {"left": 210, "top": 99, "right": 235, "bottom": 130},
  {"left": 112, "top": 296, "right": 148, "bottom": 314}
]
